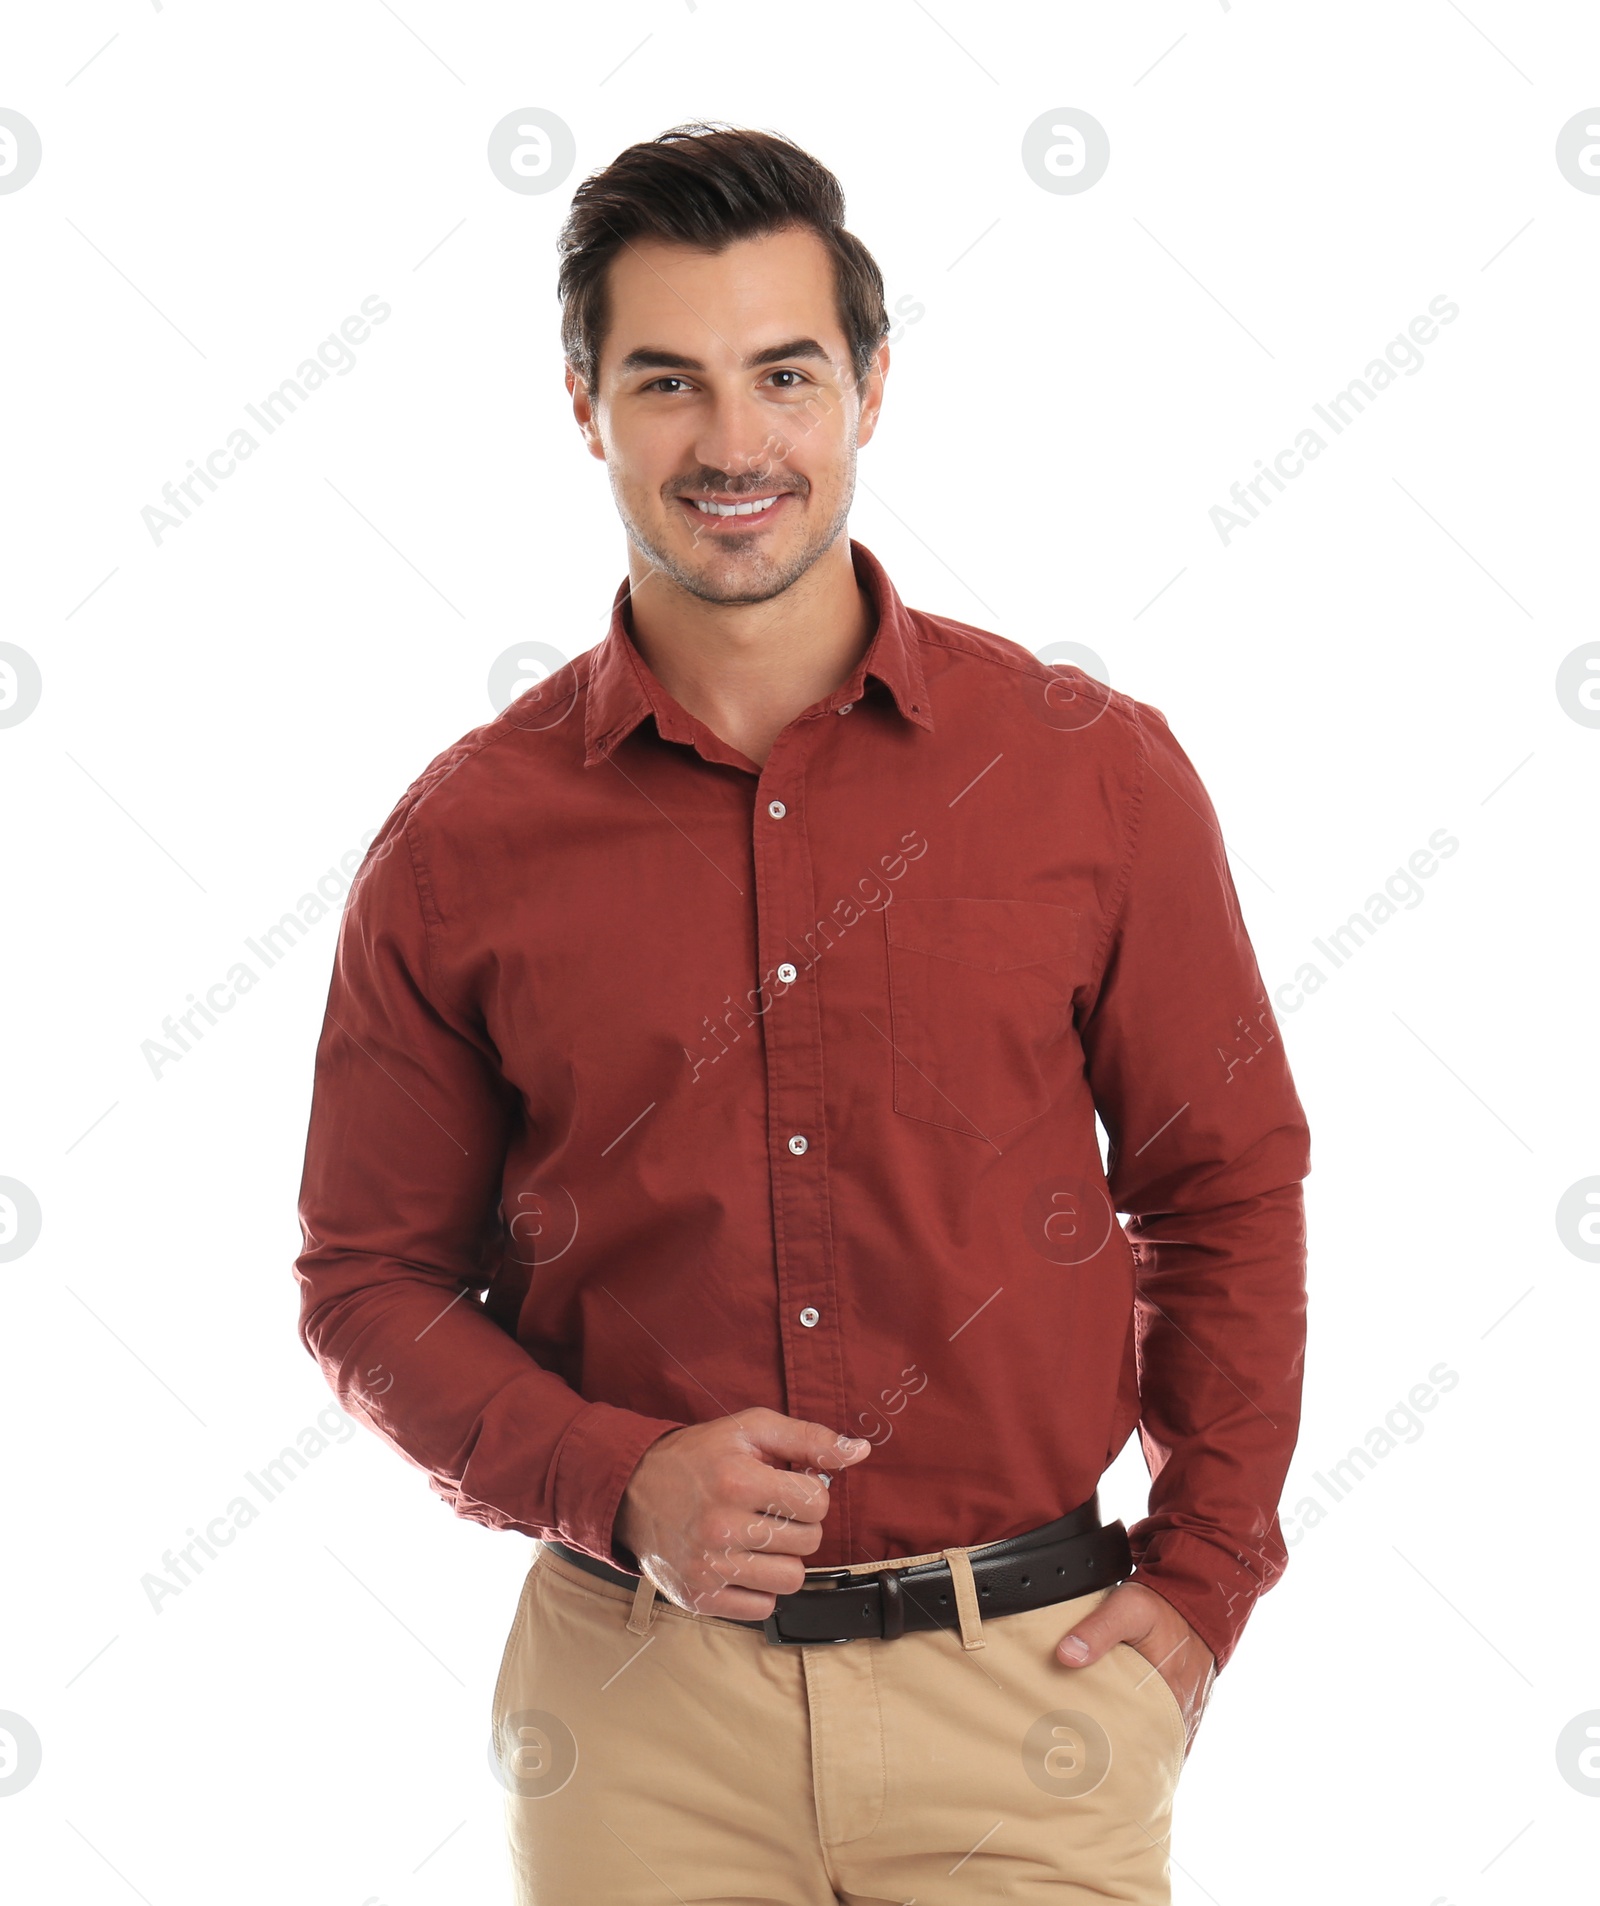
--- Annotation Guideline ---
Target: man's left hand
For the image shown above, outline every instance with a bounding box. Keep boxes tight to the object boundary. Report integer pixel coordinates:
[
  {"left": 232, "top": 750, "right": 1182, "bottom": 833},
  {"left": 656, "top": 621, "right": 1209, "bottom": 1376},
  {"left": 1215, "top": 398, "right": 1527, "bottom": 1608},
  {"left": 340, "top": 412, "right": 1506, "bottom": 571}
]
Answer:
[{"left": 1055, "top": 1580, "right": 1215, "bottom": 1756}]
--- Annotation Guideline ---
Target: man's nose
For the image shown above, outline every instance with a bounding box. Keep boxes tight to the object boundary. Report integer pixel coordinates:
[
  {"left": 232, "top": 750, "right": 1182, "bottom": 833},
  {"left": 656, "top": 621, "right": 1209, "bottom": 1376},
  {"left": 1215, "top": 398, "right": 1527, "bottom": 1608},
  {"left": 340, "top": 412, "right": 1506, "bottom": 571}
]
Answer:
[{"left": 691, "top": 406, "right": 788, "bottom": 486}]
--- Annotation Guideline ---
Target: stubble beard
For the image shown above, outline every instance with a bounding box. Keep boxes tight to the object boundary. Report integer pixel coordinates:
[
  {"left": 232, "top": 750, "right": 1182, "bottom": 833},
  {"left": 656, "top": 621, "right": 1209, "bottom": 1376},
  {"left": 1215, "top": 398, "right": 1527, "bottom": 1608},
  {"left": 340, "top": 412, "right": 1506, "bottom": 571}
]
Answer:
[{"left": 620, "top": 461, "right": 857, "bottom": 608}]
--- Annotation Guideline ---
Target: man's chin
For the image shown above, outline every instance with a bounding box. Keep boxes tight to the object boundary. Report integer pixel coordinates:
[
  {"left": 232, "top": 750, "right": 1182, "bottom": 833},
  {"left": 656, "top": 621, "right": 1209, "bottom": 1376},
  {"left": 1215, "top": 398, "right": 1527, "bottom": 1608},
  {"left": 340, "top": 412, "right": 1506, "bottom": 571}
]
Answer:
[
  {"left": 680, "top": 558, "right": 795, "bottom": 606},
  {"left": 633, "top": 520, "right": 821, "bottom": 606}
]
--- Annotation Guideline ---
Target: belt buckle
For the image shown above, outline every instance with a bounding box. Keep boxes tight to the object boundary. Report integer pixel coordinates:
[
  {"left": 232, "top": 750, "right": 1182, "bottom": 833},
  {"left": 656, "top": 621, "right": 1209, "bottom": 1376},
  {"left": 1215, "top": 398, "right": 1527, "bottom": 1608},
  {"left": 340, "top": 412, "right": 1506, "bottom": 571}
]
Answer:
[{"left": 761, "top": 1567, "right": 854, "bottom": 1646}]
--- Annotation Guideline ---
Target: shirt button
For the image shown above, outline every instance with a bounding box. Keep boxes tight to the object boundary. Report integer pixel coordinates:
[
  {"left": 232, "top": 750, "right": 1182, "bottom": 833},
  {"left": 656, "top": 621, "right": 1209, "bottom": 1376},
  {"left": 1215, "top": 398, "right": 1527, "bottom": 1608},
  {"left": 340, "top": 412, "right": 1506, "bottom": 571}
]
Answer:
[
  {"left": 838, "top": 703, "right": 854, "bottom": 714},
  {"left": 799, "top": 1306, "right": 821, "bottom": 1328},
  {"left": 787, "top": 1134, "right": 809, "bottom": 1155},
  {"left": 768, "top": 799, "right": 787, "bottom": 819},
  {"left": 777, "top": 962, "right": 798, "bottom": 983}
]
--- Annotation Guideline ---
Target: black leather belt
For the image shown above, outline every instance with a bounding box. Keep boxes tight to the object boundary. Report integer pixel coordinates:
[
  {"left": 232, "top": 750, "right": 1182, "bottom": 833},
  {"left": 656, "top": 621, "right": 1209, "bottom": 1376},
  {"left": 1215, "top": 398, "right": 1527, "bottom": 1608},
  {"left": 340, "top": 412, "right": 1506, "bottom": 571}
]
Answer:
[{"left": 542, "top": 1494, "right": 1131, "bottom": 1646}]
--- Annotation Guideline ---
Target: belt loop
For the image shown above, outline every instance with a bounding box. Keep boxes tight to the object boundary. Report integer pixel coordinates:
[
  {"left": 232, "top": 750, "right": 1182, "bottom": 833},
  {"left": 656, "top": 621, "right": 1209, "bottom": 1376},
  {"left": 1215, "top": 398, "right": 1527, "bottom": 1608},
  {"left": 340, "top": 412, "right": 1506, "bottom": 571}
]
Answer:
[
  {"left": 877, "top": 1567, "right": 905, "bottom": 1641},
  {"left": 942, "top": 1547, "right": 986, "bottom": 1650},
  {"left": 625, "top": 1571, "right": 658, "bottom": 1635}
]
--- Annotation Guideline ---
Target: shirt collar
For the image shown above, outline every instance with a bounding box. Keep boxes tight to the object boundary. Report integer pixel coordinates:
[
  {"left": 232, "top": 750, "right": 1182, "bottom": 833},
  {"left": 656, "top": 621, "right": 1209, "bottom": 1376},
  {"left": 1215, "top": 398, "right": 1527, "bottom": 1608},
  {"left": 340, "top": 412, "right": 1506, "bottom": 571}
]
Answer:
[{"left": 583, "top": 537, "right": 933, "bottom": 768}]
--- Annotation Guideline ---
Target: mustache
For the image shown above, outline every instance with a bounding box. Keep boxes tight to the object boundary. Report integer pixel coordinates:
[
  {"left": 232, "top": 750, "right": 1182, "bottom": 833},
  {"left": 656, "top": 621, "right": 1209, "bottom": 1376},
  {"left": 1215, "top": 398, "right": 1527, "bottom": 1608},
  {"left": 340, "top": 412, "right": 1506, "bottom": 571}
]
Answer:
[{"left": 671, "top": 475, "right": 805, "bottom": 498}]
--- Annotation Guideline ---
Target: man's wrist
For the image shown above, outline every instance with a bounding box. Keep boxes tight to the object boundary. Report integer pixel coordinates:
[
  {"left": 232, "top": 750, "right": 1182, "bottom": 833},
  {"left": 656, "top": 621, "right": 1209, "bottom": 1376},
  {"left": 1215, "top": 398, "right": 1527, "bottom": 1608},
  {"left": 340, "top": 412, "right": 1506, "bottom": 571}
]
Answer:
[
  {"left": 610, "top": 1423, "right": 687, "bottom": 1574},
  {"left": 1125, "top": 1522, "right": 1284, "bottom": 1672}
]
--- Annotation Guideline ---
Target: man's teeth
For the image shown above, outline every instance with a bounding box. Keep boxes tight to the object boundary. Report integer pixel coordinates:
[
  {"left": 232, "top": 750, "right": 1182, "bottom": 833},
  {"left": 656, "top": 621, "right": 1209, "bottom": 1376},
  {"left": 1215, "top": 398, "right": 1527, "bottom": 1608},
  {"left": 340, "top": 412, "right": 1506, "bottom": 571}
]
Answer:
[{"left": 690, "top": 495, "right": 782, "bottom": 517}]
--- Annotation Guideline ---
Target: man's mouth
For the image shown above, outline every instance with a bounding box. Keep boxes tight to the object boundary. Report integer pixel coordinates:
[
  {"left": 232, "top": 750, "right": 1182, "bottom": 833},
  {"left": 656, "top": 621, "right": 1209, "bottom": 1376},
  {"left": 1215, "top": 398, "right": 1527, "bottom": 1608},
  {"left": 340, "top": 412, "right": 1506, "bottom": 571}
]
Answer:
[{"left": 676, "top": 490, "right": 796, "bottom": 529}]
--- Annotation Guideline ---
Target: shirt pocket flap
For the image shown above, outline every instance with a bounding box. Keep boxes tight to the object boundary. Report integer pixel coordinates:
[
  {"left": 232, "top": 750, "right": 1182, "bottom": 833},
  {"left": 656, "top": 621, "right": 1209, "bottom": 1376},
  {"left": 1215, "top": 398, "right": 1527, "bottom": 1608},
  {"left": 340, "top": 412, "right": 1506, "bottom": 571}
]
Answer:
[{"left": 884, "top": 897, "right": 1085, "bottom": 974}]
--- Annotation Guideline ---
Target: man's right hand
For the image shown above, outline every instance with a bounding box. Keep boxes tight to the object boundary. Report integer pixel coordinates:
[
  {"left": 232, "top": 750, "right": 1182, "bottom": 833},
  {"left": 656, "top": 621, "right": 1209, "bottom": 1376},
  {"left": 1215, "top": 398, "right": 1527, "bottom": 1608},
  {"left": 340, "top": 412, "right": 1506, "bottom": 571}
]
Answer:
[{"left": 613, "top": 1406, "right": 872, "bottom": 1620}]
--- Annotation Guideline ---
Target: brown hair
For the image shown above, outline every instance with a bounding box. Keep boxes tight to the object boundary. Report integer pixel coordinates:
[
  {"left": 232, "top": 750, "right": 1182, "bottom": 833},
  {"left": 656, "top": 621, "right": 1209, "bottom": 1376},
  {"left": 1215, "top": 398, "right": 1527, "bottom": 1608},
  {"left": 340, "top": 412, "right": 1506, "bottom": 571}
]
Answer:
[{"left": 556, "top": 121, "right": 889, "bottom": 397}]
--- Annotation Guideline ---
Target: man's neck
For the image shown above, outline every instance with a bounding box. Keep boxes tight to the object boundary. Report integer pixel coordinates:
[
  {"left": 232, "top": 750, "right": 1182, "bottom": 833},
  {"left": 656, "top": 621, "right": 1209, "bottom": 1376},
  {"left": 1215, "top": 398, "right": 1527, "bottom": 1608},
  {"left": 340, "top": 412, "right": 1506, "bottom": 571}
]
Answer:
[{"left": 623, "top": 537, "right": 875, "bottom": 770}]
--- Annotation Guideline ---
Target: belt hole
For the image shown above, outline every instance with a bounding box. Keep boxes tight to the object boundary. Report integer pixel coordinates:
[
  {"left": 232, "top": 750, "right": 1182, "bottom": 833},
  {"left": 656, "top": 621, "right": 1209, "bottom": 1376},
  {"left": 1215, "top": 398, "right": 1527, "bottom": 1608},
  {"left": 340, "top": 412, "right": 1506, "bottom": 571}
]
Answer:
[{"left": 1020, "top": 1574, "right": 1030, "bottom": 1585}]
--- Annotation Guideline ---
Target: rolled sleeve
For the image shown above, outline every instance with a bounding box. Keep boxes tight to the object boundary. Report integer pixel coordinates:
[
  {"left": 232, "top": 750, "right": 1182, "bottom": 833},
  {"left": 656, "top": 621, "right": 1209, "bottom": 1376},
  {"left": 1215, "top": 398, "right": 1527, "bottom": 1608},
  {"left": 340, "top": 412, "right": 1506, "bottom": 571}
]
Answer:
[{"left": 1079, "top": 700, "right": 1312, "bottom": 1671}]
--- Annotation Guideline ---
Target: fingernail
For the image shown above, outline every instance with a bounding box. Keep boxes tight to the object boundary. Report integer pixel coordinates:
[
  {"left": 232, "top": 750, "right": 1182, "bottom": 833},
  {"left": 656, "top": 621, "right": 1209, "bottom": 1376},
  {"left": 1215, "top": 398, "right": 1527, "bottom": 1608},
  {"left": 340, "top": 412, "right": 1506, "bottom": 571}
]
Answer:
[
  {"left": 842, "top": 1437, "right": 870, "bottom": 1453},
  {"left": 1058, "top": 1636, "right": 1089, "bottom": 1662}
]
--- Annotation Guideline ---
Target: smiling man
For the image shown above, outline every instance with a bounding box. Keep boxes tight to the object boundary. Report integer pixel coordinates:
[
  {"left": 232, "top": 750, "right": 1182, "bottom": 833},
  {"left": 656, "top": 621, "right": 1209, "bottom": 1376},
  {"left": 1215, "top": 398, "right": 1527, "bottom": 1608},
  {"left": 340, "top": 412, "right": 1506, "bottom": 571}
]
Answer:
[{"left": 294, "top": 122, "right": 1311, "bottom": 1904}]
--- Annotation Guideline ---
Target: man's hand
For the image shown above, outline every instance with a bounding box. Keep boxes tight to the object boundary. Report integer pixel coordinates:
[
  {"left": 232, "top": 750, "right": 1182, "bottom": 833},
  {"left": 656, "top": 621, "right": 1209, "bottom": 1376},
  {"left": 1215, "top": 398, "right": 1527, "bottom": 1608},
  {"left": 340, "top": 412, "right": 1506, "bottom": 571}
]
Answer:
[
  {"left": 1056, "top": 1580, "right": 1216, "bottom": 1756},
  {"left": 614, "top": 1407, "right": 872, "bottom": 1620}
]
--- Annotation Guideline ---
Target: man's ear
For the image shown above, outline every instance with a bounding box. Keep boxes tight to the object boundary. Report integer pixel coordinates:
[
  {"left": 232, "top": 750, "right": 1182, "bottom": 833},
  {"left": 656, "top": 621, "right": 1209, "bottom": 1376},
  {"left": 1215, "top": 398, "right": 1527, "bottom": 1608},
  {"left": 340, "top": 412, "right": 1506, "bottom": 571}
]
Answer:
[
  {"left": 855, "top": 341, "right": 890, "bottom": 450},
  {"left": 566, "top": 363, "right": 605, "bottom": 461}
]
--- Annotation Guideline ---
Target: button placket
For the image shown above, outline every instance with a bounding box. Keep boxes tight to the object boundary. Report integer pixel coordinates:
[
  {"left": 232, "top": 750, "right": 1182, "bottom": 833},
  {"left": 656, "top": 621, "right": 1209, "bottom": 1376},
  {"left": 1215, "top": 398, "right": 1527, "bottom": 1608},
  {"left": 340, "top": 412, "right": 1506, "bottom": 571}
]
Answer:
[{"left": 751, "top": 736, "right": 851, "bottom": 1560}]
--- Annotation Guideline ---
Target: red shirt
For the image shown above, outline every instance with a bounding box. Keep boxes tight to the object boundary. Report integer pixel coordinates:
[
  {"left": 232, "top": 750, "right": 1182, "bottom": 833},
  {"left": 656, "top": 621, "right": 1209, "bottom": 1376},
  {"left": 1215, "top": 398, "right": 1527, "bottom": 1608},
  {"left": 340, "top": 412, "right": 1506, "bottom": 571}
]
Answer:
[{"left": 293, "top": 538, "right": 1310, "bottom": 1671}]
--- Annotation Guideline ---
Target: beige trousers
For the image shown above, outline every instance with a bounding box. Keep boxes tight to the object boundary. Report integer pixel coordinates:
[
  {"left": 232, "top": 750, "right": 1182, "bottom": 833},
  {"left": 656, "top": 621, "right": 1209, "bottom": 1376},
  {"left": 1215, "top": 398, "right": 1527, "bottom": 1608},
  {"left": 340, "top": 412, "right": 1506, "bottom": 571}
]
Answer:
[{"left": 491, "top": 1537, "right": 1186, "bottom": 1903}]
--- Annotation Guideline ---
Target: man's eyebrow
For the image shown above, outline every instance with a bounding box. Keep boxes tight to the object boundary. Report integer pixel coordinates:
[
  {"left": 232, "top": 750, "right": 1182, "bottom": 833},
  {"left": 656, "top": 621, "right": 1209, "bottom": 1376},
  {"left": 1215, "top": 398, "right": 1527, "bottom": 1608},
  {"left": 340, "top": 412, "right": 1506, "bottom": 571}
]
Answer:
[{"left": 615, "top": 337, "right": 833, "bottom": 377}]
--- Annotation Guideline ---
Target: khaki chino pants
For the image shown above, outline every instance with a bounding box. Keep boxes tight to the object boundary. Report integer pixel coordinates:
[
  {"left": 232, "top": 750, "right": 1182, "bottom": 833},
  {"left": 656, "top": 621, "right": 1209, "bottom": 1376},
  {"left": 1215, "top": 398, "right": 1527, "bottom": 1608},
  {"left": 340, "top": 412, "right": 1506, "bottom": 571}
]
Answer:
[{"left": 491, "top": 1536, "right": 1186, "bottom": 1903}]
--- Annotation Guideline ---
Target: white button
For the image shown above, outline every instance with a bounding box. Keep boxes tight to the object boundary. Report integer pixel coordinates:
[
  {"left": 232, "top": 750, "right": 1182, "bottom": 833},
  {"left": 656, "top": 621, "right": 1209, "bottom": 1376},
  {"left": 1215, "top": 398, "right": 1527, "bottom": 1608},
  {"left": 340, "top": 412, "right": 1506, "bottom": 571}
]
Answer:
[
  {"left": 838, "top": 703, "right": 854, "bottom": 714},
  {"left": 768, "top": 799, "right": 786, "bottom": 819},
  {"left": 777, "top": 962, "right": 798, "bottom": 983},
  {"left": 799, "top": 1306, "right": 821, "bottom": 1328},
  {"left": 787, "top": 1134, "right": 808, "bottom": 1155}
]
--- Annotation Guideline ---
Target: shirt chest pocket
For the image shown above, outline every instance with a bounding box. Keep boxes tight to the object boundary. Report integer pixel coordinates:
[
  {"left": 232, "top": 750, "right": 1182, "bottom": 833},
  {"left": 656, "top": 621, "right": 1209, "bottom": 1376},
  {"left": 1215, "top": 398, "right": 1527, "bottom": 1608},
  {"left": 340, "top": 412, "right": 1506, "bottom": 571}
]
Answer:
[{"left": 883, "top": 897, "right": 1087, "bottom": 1144}]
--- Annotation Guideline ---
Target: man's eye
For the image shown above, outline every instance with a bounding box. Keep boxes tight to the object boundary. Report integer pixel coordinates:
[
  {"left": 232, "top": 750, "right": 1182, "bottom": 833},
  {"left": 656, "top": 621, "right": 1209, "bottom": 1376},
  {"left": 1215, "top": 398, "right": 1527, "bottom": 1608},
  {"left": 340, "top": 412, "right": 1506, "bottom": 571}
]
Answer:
[{"left": 644, "top": 372, "right": 807, "bottom": 392}]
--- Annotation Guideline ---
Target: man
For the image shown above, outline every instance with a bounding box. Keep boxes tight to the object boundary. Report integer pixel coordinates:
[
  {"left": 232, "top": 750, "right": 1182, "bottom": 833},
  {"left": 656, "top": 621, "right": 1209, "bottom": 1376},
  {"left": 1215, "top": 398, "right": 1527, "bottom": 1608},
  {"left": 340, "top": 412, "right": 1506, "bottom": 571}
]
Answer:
[{"left": 294, "top": 122, "right": 1310, "bottom": 1903}]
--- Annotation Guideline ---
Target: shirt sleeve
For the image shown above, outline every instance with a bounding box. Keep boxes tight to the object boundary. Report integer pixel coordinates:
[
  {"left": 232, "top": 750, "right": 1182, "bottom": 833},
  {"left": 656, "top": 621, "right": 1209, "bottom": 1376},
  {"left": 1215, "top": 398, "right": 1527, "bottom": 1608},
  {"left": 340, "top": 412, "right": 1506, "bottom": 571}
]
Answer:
[
  {"left": 1077, "top": 699, "right": 1312, "bottom": 1673},
  {"left": 292, "top": 797, "right": 685, "bottom": 1569}
]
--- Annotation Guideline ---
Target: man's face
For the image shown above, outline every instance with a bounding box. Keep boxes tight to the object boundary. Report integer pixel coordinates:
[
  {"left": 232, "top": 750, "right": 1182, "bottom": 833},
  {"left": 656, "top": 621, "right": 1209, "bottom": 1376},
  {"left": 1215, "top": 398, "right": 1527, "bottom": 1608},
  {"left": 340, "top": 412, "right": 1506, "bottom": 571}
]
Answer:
[{"left": 568, "top": 224, "right": 887, "bottom": 605}]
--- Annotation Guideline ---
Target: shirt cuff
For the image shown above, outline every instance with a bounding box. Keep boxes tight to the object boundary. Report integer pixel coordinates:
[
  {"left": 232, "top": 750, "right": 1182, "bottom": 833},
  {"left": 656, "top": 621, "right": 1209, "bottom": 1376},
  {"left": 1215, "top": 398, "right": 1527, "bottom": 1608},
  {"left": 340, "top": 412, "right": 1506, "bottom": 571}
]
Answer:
[
  {"left": 551, "top": 1400, "right": 686, "bottom": 1574},
  {"left": 1126, "top": 1525, "right": 1281, "bottom": 1673}
]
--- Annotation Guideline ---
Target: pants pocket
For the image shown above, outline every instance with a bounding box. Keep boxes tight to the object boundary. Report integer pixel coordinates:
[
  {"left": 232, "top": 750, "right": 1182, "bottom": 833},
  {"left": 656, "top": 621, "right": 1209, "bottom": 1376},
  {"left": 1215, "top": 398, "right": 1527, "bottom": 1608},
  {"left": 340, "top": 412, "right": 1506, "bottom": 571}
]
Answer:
[
  {"left": 490, "top": 1548, "right": 540, "bottom": 1753},
  {"left": 1112, "top": 1640, "right": 1188, "bottom": 1772},
  {"left": 490, "top": 1548, "right": 584, "bottom": 1801}
]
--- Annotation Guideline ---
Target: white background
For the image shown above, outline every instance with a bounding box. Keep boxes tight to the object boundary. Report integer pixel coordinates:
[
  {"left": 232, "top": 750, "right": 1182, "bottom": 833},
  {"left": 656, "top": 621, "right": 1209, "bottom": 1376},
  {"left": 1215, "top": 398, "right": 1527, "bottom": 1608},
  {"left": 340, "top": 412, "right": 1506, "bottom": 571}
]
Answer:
[{"left": 3, "top": 4, "right": 1597, "bottom": 1902}]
